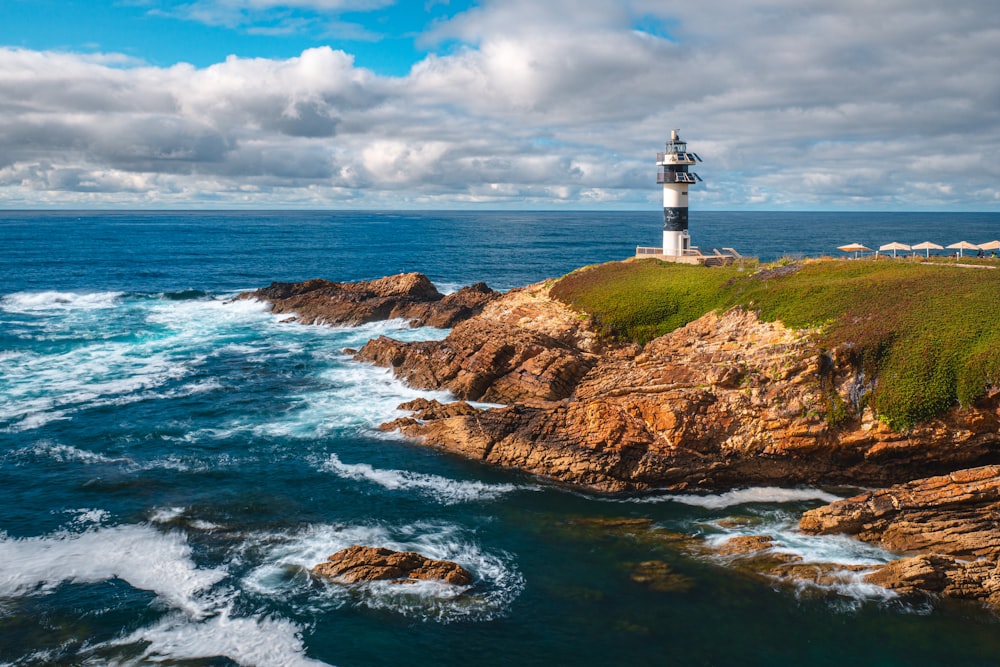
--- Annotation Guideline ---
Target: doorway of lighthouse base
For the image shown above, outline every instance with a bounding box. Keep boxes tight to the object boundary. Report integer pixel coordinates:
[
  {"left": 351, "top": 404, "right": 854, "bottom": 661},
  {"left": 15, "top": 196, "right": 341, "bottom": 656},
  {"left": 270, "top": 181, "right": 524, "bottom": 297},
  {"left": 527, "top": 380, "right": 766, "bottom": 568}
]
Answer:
[{"left": 662, "top": 230, "right": 691, "bottom": 257}]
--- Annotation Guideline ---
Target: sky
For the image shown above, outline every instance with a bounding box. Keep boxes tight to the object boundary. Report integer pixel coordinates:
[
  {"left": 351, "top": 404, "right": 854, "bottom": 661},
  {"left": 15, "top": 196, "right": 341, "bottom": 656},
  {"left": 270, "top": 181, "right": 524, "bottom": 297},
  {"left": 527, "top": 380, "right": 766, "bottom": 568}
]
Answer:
[{"left": 0, "top": 0, "right": 998, "bottom": 210}]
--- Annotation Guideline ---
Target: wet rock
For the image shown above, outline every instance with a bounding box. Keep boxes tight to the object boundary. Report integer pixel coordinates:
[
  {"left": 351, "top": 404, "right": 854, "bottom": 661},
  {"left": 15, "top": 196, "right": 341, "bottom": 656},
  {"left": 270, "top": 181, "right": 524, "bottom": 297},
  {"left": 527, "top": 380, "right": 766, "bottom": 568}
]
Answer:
[
  {"left": 863, "top": 555, "right": 953, "bottom": 596},
  {"left": 239, "top": 273, "right": 498, "bottom": 327},
  {"left": 357, "top": 315, "right": 597, "bottom": 405},
  {"left": 379, "top": 399, "right": 483, "bottom": 432},
  {"left": 311, "top": 545, "right": 473, "bottom": 586},
  {"left": 800, "top": 466, "right": 1000, "bottom": 605},
  {"left": 799, "top": 465, "right": 1000, "bottom": 557},
  {"left": 715, "top": 535, "right": 778, "bottom": 556},
  {"left": 397, "top": 398, "right": 481, "bottom": 420}
]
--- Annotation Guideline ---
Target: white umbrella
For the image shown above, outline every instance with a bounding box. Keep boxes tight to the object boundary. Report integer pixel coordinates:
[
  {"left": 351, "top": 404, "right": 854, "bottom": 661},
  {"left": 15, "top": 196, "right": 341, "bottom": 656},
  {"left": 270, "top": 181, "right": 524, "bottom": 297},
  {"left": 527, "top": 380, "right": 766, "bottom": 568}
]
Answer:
[
  {"left": 947, "top": 241, "right": 979, "bottom": 258},
  {"left": 977, "top": 240, "right": 1000, "bottom": 251},
  {"left": 837, "top": 243, "right": 871, "bottom": 259},
  {"left": 878, "top": 242, "right": 911, "bottom": 258},
  {"left": 912, "top": 241, "right": 943, "bottom": 258}
]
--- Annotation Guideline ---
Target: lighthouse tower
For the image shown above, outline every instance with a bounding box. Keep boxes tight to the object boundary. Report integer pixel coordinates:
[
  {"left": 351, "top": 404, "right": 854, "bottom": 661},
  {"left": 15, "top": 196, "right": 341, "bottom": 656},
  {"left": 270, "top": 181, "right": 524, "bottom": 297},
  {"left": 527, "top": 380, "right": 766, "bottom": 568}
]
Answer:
[{"left": 656, "top": 129, "right": 702, "bottom": 256}]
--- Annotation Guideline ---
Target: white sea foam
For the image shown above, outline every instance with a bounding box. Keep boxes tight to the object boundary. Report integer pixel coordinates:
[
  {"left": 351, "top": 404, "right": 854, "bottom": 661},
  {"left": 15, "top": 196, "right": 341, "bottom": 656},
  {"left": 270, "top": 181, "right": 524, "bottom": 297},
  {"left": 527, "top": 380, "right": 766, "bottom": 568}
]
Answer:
[
  {"left": 242, "top": 521, "right": 523, "bottom": 623},
  {"left": 150, "top": 506, "right": 187, "bottom": 524},
  {"left": 631, "top": 487, "right": 844, "bottom": 509},
  {"left": 2, "top": 289, "right": 454, "bottom": 439},
  {"left": 0, "top": 340, "right": 195, "bottom": 432},
  {"left": 0, "top": 293, "right": 278, "bottom": 433},
  {"left": 19, "top": 441, "right": 129, "bottom": 465},
  {"left": 0, "top": 523, "right": 224, "bottom": 615},
  {"left": 703, "top": 521, "right": 895, "bottom": 568},
  {"left": 254, "top": 361, "right": 453, "bottom": 439},
  {"left": 13, "top": 440, "right": 203, "bottom": 473},
  {"left": 112, "top": 609, "right": 329, "bottom": 667},
  {"left": 0, "top": 290, "right": 124, "bottom": 313},
  {"left": 701, "top": 503, "right": 896, "bottom": 565},
  {"left": 65, "top": 508, "right": 113, "bottom": 526},
  {"left": 785, "top": 569, "right": 904, "bottom": 612},
  {"left": 434, "top": 282, "right": 464, "bottom": 296},
  {"left": 149, "top": 506, "right": 220, "bottom": 531},
  {"left": 697, "top": 508, "right": 901, "bottom": 607},
  {"left": 0, "top": 349, "right": 26, "bottom": 362},
  {"left": 322, "top": 453, "right": 530, "bottom": 504},
  {"left": 0, "top": 517, "right": 327, "bottom": 666}
]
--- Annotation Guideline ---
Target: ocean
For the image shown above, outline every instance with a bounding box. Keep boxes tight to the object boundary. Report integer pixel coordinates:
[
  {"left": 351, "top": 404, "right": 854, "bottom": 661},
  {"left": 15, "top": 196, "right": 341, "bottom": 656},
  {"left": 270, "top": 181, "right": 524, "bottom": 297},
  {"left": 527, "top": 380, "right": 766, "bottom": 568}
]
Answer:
[{"left": 2, "top": 210, "right": 1000, "bottom": 666}]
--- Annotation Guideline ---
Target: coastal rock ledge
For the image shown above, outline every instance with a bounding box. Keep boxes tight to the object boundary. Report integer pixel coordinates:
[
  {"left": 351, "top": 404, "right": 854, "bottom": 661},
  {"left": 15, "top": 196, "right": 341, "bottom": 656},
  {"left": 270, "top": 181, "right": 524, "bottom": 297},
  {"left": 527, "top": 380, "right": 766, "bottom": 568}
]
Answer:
[
  {"left": 240, "top": 272, "right": 498, "bottom": 327},
  {"left": 800, "top": 465, "right": 1000, "bottom": 605},
  {"left": 311, "top": 545, "right": 474, "bottom": 586}
]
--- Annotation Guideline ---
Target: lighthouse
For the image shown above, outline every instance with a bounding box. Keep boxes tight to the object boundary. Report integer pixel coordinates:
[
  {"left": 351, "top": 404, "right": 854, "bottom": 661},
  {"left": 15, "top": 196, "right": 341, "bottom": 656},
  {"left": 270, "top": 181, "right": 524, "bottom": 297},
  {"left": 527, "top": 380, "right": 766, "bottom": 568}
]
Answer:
[{"left": 656, "top": 129, "right": 702, "bottom": 256}]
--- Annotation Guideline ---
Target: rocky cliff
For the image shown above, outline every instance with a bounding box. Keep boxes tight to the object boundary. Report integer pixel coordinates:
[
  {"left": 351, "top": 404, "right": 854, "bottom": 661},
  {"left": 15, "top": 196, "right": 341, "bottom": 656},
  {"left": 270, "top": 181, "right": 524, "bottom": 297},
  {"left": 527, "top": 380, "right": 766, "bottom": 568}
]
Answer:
[
  {"left": 252, "top": 270, "right": 1000, "bottom": 606},
  {"left": 367, "top": 284, "right": 1000, "bottom": 492}
]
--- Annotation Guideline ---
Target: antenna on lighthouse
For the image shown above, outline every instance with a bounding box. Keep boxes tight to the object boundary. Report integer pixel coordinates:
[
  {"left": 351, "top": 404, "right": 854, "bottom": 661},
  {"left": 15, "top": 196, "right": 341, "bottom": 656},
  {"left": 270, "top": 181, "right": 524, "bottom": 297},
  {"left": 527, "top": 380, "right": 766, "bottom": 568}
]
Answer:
[{"left": 656, "top": 128, "right": 702, "bottom": 257}]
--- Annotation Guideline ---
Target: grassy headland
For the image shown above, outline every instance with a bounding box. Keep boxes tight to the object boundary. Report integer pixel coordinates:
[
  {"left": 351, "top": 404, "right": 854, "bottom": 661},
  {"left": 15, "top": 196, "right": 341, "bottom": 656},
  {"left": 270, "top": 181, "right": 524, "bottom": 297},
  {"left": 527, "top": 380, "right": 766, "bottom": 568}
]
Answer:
[{"left": 550, "top": 258, "right": 1000, "bottom": 429}]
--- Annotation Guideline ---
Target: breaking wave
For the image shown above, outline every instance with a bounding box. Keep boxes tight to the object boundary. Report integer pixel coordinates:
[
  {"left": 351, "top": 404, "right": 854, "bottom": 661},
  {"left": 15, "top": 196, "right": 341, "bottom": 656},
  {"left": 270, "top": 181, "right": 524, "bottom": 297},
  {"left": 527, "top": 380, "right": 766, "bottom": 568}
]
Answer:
[
  {"left": 0, "top": 515, "right": 328, "bottom": 666},
  {"left": 0, "top": 290, "right": 124, "bottom": 314},
  {"left": 631, "top": 487, "right": 844, "bottom": 509},
  {"left": 321, "top": 453, "right": 532, "bottom": 504}
]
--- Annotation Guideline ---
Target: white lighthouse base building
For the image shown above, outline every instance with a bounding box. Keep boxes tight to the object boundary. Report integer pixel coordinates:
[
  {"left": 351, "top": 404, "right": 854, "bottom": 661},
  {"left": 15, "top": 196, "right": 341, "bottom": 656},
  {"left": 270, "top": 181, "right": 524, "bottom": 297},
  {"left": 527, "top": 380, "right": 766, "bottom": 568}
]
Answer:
[{"left": 662, "top": 230, "right": 690, "bottom": 258}]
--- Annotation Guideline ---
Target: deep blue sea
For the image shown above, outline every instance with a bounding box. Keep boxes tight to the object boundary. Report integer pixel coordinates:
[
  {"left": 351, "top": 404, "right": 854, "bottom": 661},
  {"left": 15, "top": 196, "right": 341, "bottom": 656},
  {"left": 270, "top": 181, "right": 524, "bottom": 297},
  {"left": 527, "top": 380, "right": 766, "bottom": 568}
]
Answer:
[{"left": 2, "top": 210, "right": 1000, "bottom": 666}]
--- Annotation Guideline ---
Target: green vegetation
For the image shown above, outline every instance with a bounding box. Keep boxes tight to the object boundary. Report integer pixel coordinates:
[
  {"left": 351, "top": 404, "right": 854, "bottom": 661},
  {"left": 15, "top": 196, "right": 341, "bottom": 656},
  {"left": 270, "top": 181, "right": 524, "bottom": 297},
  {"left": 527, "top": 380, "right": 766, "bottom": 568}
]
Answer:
[{"left": 550, "top": 258, "right": 1000, "bottom": 429}]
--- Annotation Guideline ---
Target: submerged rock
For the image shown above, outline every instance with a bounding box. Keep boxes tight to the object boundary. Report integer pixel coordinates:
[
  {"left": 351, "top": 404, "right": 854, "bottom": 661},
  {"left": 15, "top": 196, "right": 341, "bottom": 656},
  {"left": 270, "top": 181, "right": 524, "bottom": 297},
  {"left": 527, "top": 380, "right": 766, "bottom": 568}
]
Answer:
[
  {"left": 311, "top": 545, "right": 474, "bottom": 586},
  {"left": 628, "top": 560, "right": 695, "bottom": 593}
]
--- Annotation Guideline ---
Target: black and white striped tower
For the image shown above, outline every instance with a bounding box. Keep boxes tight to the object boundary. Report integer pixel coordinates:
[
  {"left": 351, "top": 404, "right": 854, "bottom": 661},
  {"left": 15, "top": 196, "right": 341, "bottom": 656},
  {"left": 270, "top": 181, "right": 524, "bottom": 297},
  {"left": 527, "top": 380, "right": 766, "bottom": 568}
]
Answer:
[{"left": 656, "top": 129, "right": 702, "bottom": 256}]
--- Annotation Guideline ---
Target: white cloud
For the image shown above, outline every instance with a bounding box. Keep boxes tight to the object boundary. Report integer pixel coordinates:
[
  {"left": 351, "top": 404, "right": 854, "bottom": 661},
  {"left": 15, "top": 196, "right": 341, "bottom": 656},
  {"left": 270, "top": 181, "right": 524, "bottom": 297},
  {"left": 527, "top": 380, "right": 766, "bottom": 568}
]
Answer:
[{"left": 1, "top": 0, "right": 999, "bottom": 208}]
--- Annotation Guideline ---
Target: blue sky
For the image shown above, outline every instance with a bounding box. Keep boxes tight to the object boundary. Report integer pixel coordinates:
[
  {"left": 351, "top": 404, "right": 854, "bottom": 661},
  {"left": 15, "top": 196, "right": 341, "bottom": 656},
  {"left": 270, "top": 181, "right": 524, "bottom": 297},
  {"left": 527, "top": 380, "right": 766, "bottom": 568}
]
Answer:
[
  {"left": 1, "top": 0, "right": 475, "bottom": 75},
  {"left": 0, "top": 0, "right": 998, "bottom": 210}
]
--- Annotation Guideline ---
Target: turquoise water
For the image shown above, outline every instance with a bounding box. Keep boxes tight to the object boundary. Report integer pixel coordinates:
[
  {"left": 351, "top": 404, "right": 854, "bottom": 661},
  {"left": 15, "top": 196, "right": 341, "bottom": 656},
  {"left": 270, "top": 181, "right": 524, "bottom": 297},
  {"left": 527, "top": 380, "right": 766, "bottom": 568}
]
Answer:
[{"left": 2, "top": 211, "right": 1000, "bottom": 666}]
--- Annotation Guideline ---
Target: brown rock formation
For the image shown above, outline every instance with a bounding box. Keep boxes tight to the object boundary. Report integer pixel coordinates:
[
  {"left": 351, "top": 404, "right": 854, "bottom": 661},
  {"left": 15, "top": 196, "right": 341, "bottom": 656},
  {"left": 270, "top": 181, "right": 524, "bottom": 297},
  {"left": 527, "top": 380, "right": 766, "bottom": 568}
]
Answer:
[
  {"left": 375, "top": 292, "right": 1000, "bottom": 492},
  {"left": 800, "top": 466, "right": 1000, "bottom": 604},
  {"left": 356, "top": 282, "right": 601, "bottom": 405},
  {"left": 358, "top": 318, "right": 597, "bottom": 405},
  {"left": 389, "top": 398, "right": 482, "bottom": 421},
  {"left": 239, "top": 273, "right": 498, "bottom": 327},
  {"left": 715, "top": 535, "right": 778, "bottom": 556},
  {"left": 311, "top": 545, "right": 474, "bottom": 586}
]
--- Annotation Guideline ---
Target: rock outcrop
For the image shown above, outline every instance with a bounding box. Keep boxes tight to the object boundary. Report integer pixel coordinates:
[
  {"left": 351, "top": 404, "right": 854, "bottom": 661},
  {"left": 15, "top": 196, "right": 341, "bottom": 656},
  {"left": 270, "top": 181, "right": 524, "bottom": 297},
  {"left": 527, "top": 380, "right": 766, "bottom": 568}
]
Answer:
[
  {"left": 357, "top": 281, "right": 601, "bottom": 405},
  {"left": 799, "top": 465, "right": 1000, "bottom": 604},
  {"left": 240, "top": 273, "right": 498, "bottom": 327},
  {"left": 311, "top": 545, "right": 474, "bottom": 586},
  {"left": 368, "top": 278, "right": 1000, "bottom": 492}
]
